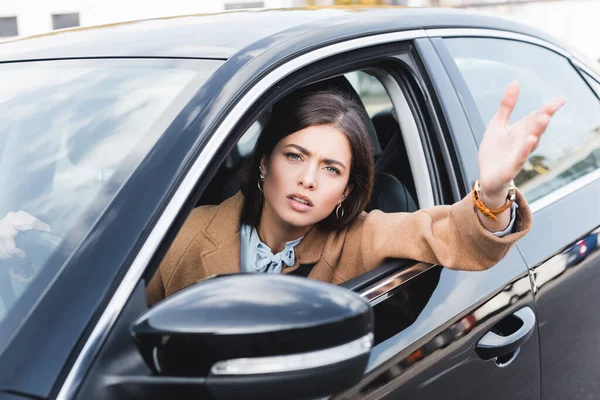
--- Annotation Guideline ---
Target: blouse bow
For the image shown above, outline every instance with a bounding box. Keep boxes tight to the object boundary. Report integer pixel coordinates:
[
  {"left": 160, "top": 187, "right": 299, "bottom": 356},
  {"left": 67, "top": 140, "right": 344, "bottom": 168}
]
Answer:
[{"left": 253, "top": 236, "right": 303, "bottom": 273}]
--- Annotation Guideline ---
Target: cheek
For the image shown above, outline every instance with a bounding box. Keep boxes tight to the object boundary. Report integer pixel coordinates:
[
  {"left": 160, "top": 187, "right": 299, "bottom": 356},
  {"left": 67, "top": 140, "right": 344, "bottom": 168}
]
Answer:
[
  {"left": 319, "top": 178, "right": 349, "bottom": 207},
  {"left": 264, "top": 157, "right": 290, "bottom": 192}
]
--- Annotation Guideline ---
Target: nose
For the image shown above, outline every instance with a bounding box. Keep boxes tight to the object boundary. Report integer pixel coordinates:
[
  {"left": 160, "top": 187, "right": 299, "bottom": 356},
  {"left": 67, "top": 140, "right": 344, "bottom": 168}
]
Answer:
[{"left": 298, "top": 164, "right": 317, "bottom": 190}]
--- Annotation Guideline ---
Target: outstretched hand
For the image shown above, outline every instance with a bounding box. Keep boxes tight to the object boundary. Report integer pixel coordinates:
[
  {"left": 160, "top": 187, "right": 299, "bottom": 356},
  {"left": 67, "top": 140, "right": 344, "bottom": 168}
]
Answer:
[{"left": 478, "top": 81, "right": 566, "bottom": 202}]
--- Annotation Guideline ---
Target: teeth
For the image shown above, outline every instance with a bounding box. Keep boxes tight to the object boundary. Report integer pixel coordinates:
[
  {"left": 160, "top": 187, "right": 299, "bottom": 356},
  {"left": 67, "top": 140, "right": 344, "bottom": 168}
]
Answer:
[{"left": 292, "top": 197, "right": 309, "bottom": 205}]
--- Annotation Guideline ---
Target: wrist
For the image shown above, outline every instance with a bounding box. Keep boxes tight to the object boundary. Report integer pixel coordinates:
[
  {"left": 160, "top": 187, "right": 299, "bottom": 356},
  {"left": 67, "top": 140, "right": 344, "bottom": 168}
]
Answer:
[
  {"left": 477, "top": 180, "right": 516, "bottom": 209},
  {"left": 481, "top": 189, "right": 509, "bottom": 209}
]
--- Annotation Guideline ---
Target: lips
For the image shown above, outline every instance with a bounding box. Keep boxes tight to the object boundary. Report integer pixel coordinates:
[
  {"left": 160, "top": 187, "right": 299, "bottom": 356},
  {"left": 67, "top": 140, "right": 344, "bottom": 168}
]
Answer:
[{"left": 287, "top": 193, "right": 313, "bottom": 212}]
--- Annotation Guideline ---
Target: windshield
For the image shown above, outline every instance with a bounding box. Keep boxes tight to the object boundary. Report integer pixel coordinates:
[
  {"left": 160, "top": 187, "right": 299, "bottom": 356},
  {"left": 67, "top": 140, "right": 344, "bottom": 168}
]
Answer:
[{"left": 0, "top": 58, "right": 221, "bottom": 329}]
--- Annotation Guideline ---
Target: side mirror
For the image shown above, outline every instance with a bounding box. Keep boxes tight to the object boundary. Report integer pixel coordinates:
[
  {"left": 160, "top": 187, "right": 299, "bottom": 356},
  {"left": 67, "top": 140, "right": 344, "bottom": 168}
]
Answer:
[{"left": 130, "top": 274, "right": 374, "bottom": 400}]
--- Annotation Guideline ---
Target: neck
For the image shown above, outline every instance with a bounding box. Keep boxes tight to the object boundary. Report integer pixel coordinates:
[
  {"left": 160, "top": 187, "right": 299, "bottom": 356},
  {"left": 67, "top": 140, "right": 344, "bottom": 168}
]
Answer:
[{"left": 257, "top": 204, "right": 311, "bottom": 253}]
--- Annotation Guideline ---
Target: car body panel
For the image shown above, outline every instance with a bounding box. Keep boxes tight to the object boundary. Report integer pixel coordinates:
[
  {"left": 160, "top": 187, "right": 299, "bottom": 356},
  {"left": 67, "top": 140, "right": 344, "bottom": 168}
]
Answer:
[
  {"left": 520, "top": 180, "right": 600, "bottom": 399},
  {"left": 0, "top": 8, "right": 581, "bottom": 63}
]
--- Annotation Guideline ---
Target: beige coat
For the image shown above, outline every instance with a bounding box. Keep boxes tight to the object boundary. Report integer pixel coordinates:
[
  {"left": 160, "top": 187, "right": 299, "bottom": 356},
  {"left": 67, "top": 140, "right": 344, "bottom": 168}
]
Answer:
[{"left": 147, "top": 190, "right": 532, "bottom": 306}]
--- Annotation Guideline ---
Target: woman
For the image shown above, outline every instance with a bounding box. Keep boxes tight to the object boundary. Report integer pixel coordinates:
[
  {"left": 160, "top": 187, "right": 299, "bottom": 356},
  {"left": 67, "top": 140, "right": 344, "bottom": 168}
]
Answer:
[
  {"left": 1, "top": 81, "right": 565, "bottom": 308},
  {"left": 143, "top": 81, "right": 564, "bottom": 306}
]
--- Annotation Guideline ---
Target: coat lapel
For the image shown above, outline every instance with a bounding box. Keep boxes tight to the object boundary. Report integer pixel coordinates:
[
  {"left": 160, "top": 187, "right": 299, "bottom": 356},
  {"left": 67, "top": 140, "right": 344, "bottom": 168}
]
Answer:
[
  {"left": 296, "top": 225, "right": 328, "bottom": 265},
  {"left": 202, "top": 192, "right": 244, "bottom": 276}
]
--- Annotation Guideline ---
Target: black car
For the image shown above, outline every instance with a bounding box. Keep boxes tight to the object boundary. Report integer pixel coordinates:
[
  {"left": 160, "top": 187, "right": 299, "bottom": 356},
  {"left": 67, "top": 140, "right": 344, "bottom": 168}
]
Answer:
[{"left": 0, "top": 6, "right": 599, "bottom": 400}]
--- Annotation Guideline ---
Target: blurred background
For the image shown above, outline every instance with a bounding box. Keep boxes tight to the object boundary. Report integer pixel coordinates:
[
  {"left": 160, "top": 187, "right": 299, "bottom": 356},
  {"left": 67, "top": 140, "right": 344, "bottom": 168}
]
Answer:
[{"left": 0, "top": 0, "right": 598, "bottom": 62}]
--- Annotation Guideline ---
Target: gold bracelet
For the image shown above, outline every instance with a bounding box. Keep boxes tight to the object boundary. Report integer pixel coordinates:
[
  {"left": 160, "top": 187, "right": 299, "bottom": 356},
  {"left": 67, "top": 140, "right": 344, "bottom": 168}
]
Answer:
[{"left": 472, "top": 180, "right": 516, "bottom": 221}]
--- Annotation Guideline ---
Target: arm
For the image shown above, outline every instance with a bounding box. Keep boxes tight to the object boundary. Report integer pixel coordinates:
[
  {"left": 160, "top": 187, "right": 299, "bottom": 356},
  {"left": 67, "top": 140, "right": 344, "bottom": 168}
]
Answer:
[
  {"left": 352, "top": 82, "right": 564, "bottom": 274},
  {"left": 356, "top": 188, "right": 531, "bottom": 272},
  {"left": 476, "top": 81, "right": 565, "bottom": 231}
]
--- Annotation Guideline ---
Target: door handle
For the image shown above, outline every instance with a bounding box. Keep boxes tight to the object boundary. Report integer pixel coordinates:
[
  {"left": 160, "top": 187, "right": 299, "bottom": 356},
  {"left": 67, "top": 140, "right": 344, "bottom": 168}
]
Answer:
[{"left": 476, "top": 307, "right": 536, "bottom": 361}]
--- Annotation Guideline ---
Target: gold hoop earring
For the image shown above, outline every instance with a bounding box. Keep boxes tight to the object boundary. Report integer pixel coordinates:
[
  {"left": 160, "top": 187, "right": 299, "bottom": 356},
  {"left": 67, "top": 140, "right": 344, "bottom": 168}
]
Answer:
[
  {"left": 335, "top": 203, "right": 344, "bottom": 219},
  {"left": 257, "top": 173, "right": 265, "bottom": 192}
]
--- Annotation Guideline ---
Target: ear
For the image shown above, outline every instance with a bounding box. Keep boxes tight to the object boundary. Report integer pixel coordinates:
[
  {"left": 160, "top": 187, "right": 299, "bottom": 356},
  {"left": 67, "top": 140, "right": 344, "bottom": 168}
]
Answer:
[
  {"left": 259, "top": 156, "right": 267, "bottom": 174},
  {"left": 341, "top": 184, "right": 353, "bottom": 202}
]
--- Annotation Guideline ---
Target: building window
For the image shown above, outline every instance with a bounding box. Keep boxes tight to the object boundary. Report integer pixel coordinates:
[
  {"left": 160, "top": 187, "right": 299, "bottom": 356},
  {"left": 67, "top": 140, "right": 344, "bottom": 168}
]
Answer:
[
  {"left": 224, "top": 2, "right": 265, "bottom": 10},
  {"left": 0, "top": 17, "right": 18, "bottom": 37},
  {"left": 52, "top": 13, "right": 80, "bottom": 30}
]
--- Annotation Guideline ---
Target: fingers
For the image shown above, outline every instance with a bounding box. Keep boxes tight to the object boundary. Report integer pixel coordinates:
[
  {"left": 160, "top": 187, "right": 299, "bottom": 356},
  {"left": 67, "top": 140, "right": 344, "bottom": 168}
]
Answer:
[
  {"left": 0, "top": 241, "right": 26, "bottom": 259},
  {"left": 0, "top": 210, "right": 49, "bottom": 260},
  {"left": 0, "top": 219, "right": 25, "bottom": 260},
  {"left": 494, "top": 81, "right": 520, "bottom": 126},
  {"left": 526, "top": 97, "right": 567, "bottom": 139},
  {"left": 515, "top": 135, "right": 539, "bottom": 169},
  {"left": 540, "top": 97, "right": 567, "bottom": 117},
  {"left": 5, "top": 210, "right": 51, "bottom": 232}
]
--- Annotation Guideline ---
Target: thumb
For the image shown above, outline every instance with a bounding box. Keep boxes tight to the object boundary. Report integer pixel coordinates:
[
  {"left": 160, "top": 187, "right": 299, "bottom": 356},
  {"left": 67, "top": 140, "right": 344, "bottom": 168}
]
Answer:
[
  {"left": 0, "top": 238, "right": 25, "bottom": 260},
  {"left": 8, "top": 248, "right": 26, "bottom": 258}
]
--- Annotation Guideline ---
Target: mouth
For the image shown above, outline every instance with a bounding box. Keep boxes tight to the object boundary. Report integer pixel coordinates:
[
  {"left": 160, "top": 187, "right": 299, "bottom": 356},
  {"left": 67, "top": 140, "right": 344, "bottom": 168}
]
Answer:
[
  {"left": 287, "top": 193, "right": 314, "bottom": 212},
  {"left": 287, "top": 194, "right": 313, "bottom": 207}
]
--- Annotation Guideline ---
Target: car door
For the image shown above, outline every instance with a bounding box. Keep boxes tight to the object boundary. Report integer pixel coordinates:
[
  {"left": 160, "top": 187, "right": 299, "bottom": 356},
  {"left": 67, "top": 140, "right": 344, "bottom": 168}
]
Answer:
[
  {"left": 333, "top": 37, "right": 541, "bottom": 400},
  {"left": 434, "top": 33, "right": 600, "bottom": 400}
]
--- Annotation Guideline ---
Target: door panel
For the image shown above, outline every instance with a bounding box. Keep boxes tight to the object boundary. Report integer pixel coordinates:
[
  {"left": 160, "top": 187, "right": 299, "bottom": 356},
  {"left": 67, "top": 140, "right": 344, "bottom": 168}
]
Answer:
[
  {"left": 521, "top": 180, "right": 600, "bottom": 400},
  {"left": 531, "top": 226, "right": 600, "bottom": 400},
  {"left": 337, "top": 266, "right": 539, "bottom": 400}
]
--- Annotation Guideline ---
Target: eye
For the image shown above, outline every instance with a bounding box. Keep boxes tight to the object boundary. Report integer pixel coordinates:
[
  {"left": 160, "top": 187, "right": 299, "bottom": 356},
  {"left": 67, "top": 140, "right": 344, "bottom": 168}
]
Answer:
[
  {"left": 325, "top": 166, "right": 341, "bottom": 175},
  {"left": 285, "top": 152, "right": 302, "bottom": 161}
]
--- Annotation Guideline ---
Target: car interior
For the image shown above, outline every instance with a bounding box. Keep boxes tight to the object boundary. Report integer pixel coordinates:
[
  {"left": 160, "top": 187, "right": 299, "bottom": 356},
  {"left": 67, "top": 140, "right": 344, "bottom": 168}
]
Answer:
[{"left": 197, "top": 71, "right": 419, "bottom": 215}]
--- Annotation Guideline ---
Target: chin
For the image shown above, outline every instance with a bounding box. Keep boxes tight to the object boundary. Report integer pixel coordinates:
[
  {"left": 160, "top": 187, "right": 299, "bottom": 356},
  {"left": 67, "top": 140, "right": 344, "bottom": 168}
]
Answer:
[{"left": 280, "top": 209, "right": 321, "bottom": 229}]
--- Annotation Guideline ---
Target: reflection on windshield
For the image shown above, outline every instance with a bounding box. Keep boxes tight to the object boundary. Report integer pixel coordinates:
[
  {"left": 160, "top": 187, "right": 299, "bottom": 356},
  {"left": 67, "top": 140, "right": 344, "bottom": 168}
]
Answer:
[{"left": 0, "top": 59, "right": 217, "bottom": 326}]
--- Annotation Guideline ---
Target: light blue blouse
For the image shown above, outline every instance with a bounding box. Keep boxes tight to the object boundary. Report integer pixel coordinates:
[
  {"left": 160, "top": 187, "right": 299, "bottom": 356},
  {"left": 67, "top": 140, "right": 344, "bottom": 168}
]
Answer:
[
  {"left": 239, "top": 202, "right": 518, "bottom": 274},
  {"left": 240, "top": 224, "right": 304, "bottom": 274}
]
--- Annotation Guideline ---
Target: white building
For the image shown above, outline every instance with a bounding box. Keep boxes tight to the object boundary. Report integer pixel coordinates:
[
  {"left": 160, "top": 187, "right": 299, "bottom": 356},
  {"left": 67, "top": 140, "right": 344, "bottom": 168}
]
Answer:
[
  {"left": 0, "top": 0, "right": 598, "bottom": 63},
  {"left": 0, "top": 0, "right": 303, "bottom": 38}
]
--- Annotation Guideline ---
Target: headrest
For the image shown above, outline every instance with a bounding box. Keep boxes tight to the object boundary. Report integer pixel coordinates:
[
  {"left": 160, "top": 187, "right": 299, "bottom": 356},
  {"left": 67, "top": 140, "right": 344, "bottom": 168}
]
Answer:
[
  {"left": 371, "top": 107, "right": 398, "bottom": 150},
  {"left": 301, "top": 76, "right": 383, "bottom": 158}
]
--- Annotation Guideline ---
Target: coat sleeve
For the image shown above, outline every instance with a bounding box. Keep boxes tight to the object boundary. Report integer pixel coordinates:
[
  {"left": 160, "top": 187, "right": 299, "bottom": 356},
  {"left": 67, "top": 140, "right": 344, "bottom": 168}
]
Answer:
[{"left": 352, "top": 189, "right": 532, "bottom": 273}]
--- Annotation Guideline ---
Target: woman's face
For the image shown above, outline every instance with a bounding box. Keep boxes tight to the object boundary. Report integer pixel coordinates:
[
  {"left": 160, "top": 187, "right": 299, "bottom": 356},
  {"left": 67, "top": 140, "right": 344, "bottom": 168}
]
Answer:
[{"left": 261, "top": 124, "right": 353, "bottom": 230}]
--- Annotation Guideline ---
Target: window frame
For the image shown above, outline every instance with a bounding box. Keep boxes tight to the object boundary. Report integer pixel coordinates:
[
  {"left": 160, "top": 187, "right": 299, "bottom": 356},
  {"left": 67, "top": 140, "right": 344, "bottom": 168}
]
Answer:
[
  {"left": 177, "top": 43, "right": 461, "bottom": 363},
  {"left": 581, "top": 69, "right": 600, "bottom": 100}
]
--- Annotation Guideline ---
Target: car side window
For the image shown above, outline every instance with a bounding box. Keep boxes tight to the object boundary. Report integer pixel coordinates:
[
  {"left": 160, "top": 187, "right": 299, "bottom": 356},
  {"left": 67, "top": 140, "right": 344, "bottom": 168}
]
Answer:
[
  {"left": 345, "top": 71, "right": 393, "bottom": 118},
  {"left": 444, "top": 38, "right": 600, "bottom": 204}
]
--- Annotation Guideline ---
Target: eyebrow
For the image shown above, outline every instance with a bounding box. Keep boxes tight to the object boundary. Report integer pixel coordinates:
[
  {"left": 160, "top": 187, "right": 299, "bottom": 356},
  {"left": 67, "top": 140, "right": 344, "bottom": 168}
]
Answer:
[{"left": 284, "top": 144, "right": 347, "bottom": 169}]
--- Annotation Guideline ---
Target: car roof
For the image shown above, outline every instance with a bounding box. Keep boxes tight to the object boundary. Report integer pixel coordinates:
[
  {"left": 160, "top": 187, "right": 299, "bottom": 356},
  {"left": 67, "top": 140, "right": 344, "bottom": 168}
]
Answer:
[{"left": 0, "top": 7, "right": 570, "bottom": 62}]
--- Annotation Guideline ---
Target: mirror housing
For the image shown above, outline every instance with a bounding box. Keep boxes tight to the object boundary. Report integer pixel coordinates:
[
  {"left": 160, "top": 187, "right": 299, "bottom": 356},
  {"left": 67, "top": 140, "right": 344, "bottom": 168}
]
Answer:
[{"left": 130, "top": 274, "right": 374, "bottom": 400}]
